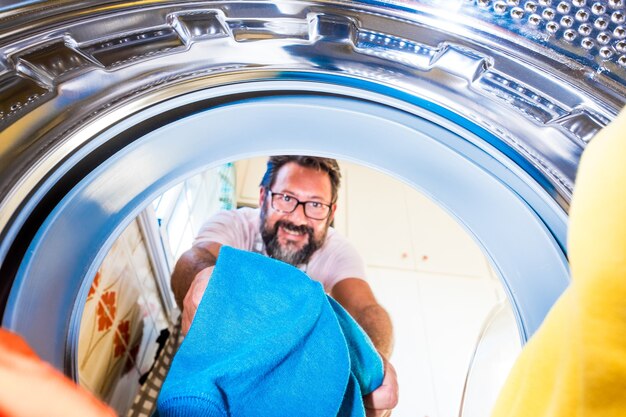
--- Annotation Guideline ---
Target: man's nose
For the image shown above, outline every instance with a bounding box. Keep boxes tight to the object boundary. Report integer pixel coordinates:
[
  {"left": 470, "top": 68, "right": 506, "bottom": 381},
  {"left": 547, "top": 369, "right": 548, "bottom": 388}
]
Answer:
[{"left": 287, "top": 202, "right": 308, "bottom": 224}]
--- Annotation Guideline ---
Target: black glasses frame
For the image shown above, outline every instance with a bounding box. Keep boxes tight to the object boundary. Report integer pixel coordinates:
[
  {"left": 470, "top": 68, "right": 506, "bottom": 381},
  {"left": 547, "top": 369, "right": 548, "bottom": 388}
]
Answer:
[{"left": 267, "top": 190, "right": 333, "bottom": 220}]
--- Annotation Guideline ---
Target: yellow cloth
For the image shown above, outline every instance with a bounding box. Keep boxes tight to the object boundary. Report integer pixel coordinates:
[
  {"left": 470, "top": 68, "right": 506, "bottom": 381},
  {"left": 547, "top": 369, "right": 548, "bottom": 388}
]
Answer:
[{"left": 491, "top": 108, "right": 626, "bottom": 417}]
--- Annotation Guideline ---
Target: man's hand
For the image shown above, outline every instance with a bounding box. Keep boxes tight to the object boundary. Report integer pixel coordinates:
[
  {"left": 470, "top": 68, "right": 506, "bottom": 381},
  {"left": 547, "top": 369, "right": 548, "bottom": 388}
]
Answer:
[
  {"left": 364, "top": 357, "right": 399, "bottom": 417},
  {"left": 171, "top": 242, "right": 221, "bottom": 309},
  {"left": 181, "top": 266, "right": 214, "bottom": 335}
]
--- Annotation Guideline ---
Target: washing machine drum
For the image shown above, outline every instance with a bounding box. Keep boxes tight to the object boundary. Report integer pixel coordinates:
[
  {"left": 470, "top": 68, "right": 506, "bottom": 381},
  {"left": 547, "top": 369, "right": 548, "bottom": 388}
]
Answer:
[{"left": 0, "top": 0, "right": 624, "bottom": 407}]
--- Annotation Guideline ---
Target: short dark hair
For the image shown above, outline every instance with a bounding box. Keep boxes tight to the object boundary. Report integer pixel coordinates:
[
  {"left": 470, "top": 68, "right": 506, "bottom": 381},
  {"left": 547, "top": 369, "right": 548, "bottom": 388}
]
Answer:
[{"left": 260, "top": 155, "right": 341, "bottom": 203}]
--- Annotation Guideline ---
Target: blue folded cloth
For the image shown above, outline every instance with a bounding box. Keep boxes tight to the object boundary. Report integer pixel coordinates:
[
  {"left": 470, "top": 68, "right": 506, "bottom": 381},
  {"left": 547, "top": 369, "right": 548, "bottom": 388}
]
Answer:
[{"left": 156, "top": 246, "right": 383, "bottom": 417}]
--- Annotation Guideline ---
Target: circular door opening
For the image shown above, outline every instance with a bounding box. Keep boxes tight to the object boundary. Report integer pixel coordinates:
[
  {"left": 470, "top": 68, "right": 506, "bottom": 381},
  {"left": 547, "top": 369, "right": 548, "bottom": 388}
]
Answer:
[{"left": 4, "top": 90, "right": 569, "bottom": 367}]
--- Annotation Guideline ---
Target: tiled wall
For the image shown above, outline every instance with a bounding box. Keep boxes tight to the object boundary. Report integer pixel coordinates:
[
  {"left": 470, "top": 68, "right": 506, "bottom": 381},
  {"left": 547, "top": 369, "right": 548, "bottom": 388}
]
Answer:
[
  {"left": 78, "top": 219, "right": 170, "bottom": 414},
  {"left": 77, "top": 163, "right": 236, "bottom": 415}
]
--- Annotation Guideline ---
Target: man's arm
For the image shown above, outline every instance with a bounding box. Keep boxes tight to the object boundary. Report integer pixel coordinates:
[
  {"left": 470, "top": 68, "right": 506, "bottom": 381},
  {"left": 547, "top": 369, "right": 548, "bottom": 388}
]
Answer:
[
  {"left": 170, "top": 242, "right": 222, "bottom": 309},
  {"left": 330, "top": 278, "right": 394, "bottom": 357},
  {"left": 331, "top": 278, "right": 398, "bottom": 416}
]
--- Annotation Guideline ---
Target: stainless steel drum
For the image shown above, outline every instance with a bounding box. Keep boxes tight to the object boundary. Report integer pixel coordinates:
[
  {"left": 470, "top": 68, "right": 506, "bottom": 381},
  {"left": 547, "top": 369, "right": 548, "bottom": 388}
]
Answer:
[{"left": 0, "top": 0, "right": 624, "bottom": 400}]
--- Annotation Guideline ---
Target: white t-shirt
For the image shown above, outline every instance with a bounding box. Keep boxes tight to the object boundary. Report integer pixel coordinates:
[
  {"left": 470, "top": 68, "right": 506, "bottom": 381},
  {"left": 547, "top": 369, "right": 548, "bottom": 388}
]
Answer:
[{"left": 194, "top": 207, "right": 367, "bottom": 292}]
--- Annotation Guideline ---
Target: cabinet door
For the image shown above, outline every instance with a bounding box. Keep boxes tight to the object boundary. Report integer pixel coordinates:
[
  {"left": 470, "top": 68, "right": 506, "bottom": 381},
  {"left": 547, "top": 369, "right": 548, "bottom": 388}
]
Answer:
[{"left": 340, "top": 162, "right": 417, "bottom": 271}]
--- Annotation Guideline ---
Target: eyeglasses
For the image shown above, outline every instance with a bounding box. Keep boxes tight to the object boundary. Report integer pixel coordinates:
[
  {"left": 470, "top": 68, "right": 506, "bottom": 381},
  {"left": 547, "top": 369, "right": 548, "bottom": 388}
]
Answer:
[{"left": 268, "top": 190, "right": 332, "bottom": 220}]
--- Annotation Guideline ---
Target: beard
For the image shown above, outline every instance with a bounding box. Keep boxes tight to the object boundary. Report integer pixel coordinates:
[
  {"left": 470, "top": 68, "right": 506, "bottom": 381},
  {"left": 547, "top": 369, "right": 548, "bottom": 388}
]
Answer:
[{"left": 260, "top": 203, "right": 327, "bottom": 266}]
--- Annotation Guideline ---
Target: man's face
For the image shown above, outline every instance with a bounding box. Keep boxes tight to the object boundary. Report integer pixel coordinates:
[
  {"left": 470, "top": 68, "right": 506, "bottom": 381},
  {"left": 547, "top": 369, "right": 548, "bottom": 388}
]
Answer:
[{"left": 259, "top": 162, "right": 336, "bottom": 266}]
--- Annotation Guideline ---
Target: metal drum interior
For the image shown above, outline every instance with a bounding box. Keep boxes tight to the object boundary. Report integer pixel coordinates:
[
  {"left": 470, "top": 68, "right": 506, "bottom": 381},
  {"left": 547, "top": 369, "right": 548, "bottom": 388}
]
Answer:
[{"left": 0, "top": 0, "right": 624, "bottom": 415}]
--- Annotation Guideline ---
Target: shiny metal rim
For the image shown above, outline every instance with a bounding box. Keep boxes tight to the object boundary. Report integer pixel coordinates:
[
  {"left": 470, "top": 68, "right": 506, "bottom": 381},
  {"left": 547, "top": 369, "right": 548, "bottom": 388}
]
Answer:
[{"left": 4, "top": 82, "right": 569, "bottom": 377}]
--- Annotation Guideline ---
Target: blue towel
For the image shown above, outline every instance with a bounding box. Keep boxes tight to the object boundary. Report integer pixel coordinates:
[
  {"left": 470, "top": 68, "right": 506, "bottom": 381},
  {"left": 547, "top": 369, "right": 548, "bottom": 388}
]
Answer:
[{"left": 156, "top": 246, "right": 383, "bottom": 417}]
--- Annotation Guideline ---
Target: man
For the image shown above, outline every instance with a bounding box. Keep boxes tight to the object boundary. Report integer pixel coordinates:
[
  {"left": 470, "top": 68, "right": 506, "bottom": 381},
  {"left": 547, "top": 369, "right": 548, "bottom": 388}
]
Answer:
[{"left": 171, "top": 155, "right": 398, "bottom": 417}]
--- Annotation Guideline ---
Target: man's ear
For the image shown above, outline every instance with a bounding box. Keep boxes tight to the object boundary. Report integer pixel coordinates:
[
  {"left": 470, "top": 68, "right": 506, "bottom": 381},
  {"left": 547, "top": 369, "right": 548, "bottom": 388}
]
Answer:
[{"left": 259, "top": 186, "right": 266, "bottom": 208}]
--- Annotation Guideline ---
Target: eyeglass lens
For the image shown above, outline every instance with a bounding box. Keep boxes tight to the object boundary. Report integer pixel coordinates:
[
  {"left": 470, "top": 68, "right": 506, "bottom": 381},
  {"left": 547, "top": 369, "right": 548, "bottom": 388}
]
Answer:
[{"left": 271, "top": 193, "right": 329, "bottom": 220}]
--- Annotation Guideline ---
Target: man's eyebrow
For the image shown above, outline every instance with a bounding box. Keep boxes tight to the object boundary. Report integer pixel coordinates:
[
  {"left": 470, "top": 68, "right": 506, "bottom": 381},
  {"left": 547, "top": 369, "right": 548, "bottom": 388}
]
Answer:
[{"left": 281, "top": 189, "right": 328, "bottom": 202}]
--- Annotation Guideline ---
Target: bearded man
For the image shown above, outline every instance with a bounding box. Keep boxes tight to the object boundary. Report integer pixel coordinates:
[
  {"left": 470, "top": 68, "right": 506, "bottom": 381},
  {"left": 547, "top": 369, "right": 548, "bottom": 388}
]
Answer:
[{"left": 171, "top": 155, "right": 398, "bottom": 417}]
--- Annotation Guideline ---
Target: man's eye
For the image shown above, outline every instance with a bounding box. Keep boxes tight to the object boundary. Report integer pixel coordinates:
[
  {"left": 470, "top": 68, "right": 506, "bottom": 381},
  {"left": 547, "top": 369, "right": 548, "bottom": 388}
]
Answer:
[
  {"left": 310, "top": 202, "right": 321, "bottom": 208},
  {"left": 282, "top": 195, "right": 292, "bottom": 202}
]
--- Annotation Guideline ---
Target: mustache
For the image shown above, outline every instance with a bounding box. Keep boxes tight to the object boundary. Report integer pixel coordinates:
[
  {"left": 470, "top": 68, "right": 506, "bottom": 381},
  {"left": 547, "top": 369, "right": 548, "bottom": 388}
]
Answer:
[{"left": 274, "top": 220, "right": 314, "bottom": 236}]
